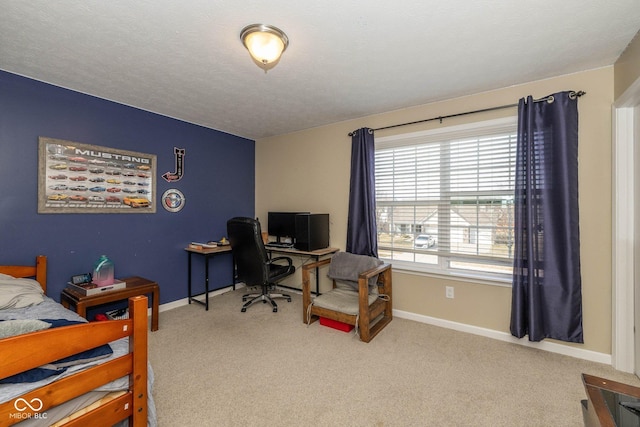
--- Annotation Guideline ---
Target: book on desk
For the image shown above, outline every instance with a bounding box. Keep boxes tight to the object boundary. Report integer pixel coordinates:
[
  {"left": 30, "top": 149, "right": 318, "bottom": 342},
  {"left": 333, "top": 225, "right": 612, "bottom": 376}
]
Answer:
[
  {"left": 189, "top": 242, "right": 218, "bottom": 250},
  {"left": 66, "top": 279, "right": 127, "bottom": 296}
]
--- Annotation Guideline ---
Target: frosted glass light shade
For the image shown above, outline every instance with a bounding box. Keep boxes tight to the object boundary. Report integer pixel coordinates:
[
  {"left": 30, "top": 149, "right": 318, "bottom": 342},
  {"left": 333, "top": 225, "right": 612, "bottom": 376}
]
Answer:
[{"left": 240, "top": 24, "right": 289, "bottom": 71}]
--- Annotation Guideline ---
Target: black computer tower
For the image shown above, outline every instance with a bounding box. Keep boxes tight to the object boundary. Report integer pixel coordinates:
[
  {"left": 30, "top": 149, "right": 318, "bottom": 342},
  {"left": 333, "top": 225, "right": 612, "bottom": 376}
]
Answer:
[{"left": 295, "top": 214, "right": 329, "bottom": 251}]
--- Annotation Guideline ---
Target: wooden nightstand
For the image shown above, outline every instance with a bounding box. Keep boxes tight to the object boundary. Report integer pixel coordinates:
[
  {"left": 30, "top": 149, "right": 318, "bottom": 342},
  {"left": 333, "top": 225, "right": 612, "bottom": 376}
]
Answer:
[{"left": 61, "top": 276, "right": 159, "bottom": 331}]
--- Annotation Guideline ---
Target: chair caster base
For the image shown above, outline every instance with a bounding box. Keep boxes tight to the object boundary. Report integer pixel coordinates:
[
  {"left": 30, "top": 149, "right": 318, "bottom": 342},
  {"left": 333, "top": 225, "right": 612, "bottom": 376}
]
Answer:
[{"left": 240, "top": 288, "right": 291, "bottom": 313}]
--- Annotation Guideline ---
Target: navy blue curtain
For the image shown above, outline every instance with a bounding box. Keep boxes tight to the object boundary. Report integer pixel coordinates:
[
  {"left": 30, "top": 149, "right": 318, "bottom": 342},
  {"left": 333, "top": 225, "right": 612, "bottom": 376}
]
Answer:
[
  {"left": 510, "top": 91, "right": 583, "bottom": 343},
  {"left": 346, "top": 127, "right": 378, "bottom": 257}
]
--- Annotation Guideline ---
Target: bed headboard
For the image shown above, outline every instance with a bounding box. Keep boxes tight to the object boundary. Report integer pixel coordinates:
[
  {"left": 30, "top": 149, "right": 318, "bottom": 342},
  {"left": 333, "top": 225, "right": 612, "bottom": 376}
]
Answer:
[{"left": 0, "top": 255, "right": 47, "bottom": 293}]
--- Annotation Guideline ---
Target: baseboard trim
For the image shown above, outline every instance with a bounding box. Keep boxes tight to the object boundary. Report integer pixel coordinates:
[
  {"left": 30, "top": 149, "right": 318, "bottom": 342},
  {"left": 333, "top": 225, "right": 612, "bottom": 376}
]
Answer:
[
  {"left": 393, "top": 309, "right": 612, "bottom": 366},
  {"left": 156, "top": 290, "right": 610, "bottom": 365},
  {"left": 158, "top": 284, "right": 245, "bottom": 313}
]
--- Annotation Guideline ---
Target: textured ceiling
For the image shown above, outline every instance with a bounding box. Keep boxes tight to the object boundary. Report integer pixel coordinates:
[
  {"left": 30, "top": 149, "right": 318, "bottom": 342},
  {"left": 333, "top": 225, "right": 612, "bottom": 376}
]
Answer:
[{"left": 1, "top": 1, "right": 639, "bottom": 140}]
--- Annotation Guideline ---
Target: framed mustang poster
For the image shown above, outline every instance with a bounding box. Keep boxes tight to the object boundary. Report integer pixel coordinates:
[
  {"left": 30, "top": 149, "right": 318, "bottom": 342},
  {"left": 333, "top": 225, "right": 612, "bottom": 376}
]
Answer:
[{"left": 38, "top": 137, "right": 157, "bottom": 214}]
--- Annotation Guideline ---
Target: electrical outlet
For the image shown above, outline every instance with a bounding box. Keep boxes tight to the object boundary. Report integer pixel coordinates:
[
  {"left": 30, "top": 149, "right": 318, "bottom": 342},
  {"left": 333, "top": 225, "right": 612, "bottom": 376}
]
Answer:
[{"left": 446, "top": 286, "right": 454, "bottom": 299}]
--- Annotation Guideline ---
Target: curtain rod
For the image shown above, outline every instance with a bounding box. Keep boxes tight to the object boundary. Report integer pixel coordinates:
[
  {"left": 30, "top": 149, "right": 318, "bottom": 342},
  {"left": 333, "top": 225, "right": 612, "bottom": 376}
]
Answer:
[{"left": 348, "top": 90, "right": 586, "bottom": 136}]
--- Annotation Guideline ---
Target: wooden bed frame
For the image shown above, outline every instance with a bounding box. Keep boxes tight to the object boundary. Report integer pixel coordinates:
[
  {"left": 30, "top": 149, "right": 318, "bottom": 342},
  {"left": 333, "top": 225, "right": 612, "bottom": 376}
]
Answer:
[{"left": 0, "top": 255, "right": 148, "bottom": 427}]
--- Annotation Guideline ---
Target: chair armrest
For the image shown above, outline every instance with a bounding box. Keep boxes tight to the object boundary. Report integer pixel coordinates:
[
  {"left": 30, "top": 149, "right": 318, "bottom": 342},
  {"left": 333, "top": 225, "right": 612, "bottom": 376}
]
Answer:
[
  {"left": 268, "top": 256, "right": 293, "bottom": 267},
  {"left": 357, "top": 263, "right": 392, "bottom": 300},
  {"left": 302, "top": 258, "right": 331, "bottom": 295},
  {"left": 358, "top": 262, "right": 392, "bottom": 281},
  {"left": 301, "top": 257, "right": 332, "bottom": 272}
]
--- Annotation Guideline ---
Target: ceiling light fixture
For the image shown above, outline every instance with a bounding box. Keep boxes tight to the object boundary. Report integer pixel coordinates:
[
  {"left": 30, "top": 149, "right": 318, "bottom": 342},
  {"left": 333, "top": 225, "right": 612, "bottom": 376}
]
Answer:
[{"left": 240, "top": 24, "right": 289, "bottom": 73}]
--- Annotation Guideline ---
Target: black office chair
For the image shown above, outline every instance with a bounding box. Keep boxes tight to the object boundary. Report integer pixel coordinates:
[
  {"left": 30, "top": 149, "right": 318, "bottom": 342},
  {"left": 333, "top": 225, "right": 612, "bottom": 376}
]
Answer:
[{"left": 227, "top": 217, "right": 294, "bottom": 312}]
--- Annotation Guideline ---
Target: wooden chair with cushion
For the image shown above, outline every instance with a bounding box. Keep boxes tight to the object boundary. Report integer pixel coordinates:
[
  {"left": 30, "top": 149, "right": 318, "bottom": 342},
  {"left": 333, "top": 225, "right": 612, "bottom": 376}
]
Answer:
[{"left": 302, "top": 251, "right": 392, "bottom": 343}]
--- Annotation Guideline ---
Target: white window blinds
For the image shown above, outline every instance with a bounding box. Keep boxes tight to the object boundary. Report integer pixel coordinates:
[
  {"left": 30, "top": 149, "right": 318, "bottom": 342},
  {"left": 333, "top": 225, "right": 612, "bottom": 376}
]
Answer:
[{"left": 375, "top": 117, "right": 517, "bottom": 279}]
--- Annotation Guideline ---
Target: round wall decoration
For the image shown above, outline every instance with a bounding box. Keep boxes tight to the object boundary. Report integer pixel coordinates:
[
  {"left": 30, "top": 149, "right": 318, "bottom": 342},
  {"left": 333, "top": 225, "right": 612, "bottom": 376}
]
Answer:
[{"left": 162, "top": 189, "right": 185, "bottom": 212}]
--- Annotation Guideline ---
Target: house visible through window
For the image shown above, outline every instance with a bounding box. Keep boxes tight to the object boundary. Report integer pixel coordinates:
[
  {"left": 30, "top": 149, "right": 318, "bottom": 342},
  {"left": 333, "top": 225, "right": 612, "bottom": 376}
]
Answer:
[{"left": 374, "top": 117, "right": 517, "bottom": 281}]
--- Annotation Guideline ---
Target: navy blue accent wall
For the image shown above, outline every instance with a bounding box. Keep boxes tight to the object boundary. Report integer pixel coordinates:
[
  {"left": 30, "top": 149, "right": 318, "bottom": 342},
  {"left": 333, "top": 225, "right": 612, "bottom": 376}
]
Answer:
[{"left": 0, "top": 71, "right": 254, "bottom": 305}]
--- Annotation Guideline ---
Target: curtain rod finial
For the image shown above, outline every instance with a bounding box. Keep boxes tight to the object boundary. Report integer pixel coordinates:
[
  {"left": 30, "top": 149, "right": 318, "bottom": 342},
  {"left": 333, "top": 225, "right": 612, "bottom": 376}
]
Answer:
[{"left": 570, "top": 90, "right": 586, "bottom": 99}]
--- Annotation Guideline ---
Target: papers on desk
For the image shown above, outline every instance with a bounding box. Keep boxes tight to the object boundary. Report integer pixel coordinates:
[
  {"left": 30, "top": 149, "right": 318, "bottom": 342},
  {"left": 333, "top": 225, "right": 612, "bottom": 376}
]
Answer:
[{"left": 189, "top": 242, "right": 217, "bottom": 250}]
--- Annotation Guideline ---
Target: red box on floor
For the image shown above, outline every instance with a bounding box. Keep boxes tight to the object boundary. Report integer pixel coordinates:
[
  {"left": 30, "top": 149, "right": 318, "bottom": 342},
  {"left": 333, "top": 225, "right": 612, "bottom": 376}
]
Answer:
[{"left": 319, "top": 317, "right": 354, "bottom": 332}]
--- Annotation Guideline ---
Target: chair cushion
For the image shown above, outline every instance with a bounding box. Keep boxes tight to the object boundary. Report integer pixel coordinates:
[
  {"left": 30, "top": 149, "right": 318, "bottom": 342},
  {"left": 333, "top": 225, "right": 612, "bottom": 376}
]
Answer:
[
  {"left": 312, "top": 288, "right": 378, "bottom": 315},
  {"left": 327, "top": 252, "right": 383, "bottom": 293}
]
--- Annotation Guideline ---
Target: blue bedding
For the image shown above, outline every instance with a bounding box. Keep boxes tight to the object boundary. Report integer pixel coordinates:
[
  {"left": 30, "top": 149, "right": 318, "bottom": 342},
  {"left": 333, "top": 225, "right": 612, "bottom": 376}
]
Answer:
[
  {"left": 0, "top": 296, "right": 131, "bottom": 400},
  {"left": 0, "top": 318, "right": 113, "bottom": 384}
]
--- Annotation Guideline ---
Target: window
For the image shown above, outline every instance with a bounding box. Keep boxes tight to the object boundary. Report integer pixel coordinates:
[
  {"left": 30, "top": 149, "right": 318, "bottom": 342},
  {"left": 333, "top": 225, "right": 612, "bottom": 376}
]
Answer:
[{"left": 375, "top": 117, "right": 517, "bottom": 281}]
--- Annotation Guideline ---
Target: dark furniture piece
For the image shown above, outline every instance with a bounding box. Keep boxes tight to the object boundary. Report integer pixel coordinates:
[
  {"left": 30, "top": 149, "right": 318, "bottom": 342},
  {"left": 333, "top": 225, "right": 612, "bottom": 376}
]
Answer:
[
  {"left": 582, "top": 373, "right": 640, "bottom": 426},
  {"left": 294, "top": 213, "right": 329, "bottom": 251},
  {"left": 227, "top": 217, "right": 295, "bottom": 312},
  {"left": 61, "top": 276, "right": 160, "bottom": 331},
  {"left": 185, "top": 245, "right": 234, "bottom": 310}
]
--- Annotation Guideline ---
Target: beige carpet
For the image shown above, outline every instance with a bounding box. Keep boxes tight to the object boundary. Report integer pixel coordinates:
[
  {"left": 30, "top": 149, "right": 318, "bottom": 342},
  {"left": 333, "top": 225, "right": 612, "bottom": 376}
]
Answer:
[{"left": 148, "top": 288, "right": 640, "bottom": 426}]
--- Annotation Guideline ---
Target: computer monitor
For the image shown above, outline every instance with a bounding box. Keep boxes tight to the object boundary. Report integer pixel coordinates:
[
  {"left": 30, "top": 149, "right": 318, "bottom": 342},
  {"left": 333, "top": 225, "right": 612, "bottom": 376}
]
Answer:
[{"left": 267, "top": 212, "right": 309, "bottom": 243}]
